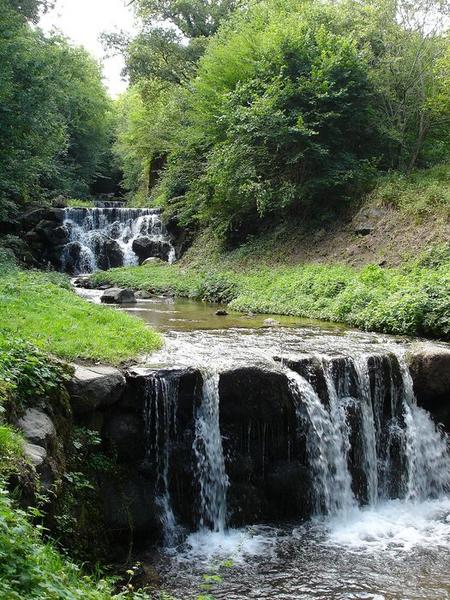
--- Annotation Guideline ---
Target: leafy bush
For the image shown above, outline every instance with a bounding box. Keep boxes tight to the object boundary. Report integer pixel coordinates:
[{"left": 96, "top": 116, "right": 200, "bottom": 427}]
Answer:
[
  {"left": 0, "top": 336, "right": 70, "bottom": 413},
  {"left": 0, "top": 478, "right": 135, "bottom": 599}
]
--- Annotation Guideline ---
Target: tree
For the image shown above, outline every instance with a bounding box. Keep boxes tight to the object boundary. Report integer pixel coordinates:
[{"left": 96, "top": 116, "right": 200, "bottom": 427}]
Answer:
[
  {"left": 7, "top": 0, "right": 52, "bottom": 23},
  {"left": 0, "top": 0, "right": 112, "bottom": 218}
]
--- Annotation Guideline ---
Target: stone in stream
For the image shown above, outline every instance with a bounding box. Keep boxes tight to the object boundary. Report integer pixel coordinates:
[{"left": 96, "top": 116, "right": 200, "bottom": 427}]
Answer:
[
  {"left": 215, "top": 309, "right": 228, "bottom": 316},
  {"left": 101, "top": 287, "right": 136, "bottom": 304},
  {"left": 141, "top": 257, "right": 165, "bottom": 266},
  {"left": 65, "top": 364, "right": 126, "bottom": 414},
  {"left": 264, "top": 318, "right": 280, "bottom": 326}
]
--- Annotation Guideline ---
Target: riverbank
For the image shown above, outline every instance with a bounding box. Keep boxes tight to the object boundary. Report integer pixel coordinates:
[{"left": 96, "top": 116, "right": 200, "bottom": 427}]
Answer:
[
  {"left": 0, "top": 252, "right": 161, "bottom": 364},
  {"left": 90, "top": 243, "right": 450, "bottom": 340}
]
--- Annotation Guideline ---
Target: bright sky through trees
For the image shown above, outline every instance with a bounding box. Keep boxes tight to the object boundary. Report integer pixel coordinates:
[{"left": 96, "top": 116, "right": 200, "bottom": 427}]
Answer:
[{"left": 40, "top": 0, "right": 135, "bottom": 96}]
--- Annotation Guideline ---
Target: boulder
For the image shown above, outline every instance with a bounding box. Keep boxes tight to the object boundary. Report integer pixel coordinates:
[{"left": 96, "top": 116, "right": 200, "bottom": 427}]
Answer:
[
  {"left": 141, "top": 257, "right": 165, "bottom": 266},
  {"left": 17, "top": 408, "right": 56, "bottom": 449},
  {"left": 408, "top": 345, "right": 450, "bottom": 430},
  {"left": 101, "top": 287, "right": 136, "bottom": 304},
  {"left": 65, "top": 364, "right": 126, "bottom": 414},
  {"left": 22, "top": 208, "right": 64, "bottom": 229},
  {"left": 215, "top": 309, "right": 228, "bottom": 316},
  {"left": 132, "top": 236, "right": 172, "bottom": 263},
  {"left": 353, "top": 206, "right": 386, "bottom": 236},
  {"left": 99, "top": 473, "right": 159, "bottom": 537},
  {"left": 23, "top": 442, "right": 47, "bottom": 467},
  {"left": 97, "top": 239, "right": 124, "bottom": 270},
  {"left": 61, "top": 241, "right": 81, "bottom": 273}
]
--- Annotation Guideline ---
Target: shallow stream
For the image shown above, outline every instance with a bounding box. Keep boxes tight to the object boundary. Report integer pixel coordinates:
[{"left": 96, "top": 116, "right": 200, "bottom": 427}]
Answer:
[{"left": 77, "top": 286, "right": 450, "bottom": 600}]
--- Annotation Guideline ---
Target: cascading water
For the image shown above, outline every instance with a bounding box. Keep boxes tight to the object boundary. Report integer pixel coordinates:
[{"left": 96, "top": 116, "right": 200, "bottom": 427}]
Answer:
[
  {"left": 143, "top": 374, "right": 179, "bottom": 546},
  {"left": 192, "top": 371, "right": 229, "bottom": 532},
  {"left": 60, "top": 207, "right": 175, "bottom": 274},
  {"left": 286, "top": 352, "right": 449, "bottom": 517}
]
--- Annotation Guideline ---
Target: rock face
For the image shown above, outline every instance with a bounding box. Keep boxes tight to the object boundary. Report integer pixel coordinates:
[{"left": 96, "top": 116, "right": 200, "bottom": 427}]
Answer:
[
  {"left": 18, "top": 408, "right": 57, "bottom": 448},
  {"left": 96, "top": 239, "right": 124, "bottom": 270},
  {"left": 101, "top": 287, "right": 136, "bottom": 304},
  {"left": 408, "top": 345, "right": 450, "bottom": 430},
  {"left": 65, "top": 364, "right": 126, "bottom": 414},
  {"left": 219, "top": 367, "right": 311, "bottom": 523},
  {"left": 20, "top": 207, "right": 67, "bottom": 268},
  {"left": 132, "top": 236, "right": 172, "bottom": 263}
]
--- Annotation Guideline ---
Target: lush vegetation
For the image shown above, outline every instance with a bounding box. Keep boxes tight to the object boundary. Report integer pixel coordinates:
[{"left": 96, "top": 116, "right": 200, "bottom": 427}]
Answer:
[
  {"left": 0, "top": 0, "right": 115, "bottom": 227},
  {"left": 0, "top": 255, "right": 161, "bottom": 364},
  {"left": 91, "top": 244, "right": 450, "bottom": 339},
  {"left": 0, "top": 336, "right": 148, "bottom": 600},
  {"left": 110, "top": 0, "right": 449, "bottom": 242}
]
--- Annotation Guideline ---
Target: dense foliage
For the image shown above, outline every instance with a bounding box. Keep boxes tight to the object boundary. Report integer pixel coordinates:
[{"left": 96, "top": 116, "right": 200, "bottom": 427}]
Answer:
[
  {"left": 112, "top": 0, "right": 449, "bottom": 241},
  {"left": 0, "top": 0, "right": 113, "bottom": 224}
]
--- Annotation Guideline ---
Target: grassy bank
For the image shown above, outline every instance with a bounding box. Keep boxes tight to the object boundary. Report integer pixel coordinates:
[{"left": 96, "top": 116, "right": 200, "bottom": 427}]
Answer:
[
  {"left": 91, "top": 245, "right": 450, "bottom": 340},
  {"left": 0, "top": 254, "right": 161, "bottom": 364}
]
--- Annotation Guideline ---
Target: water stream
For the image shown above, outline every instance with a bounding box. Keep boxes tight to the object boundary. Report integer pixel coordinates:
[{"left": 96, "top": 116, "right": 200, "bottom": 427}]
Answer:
[
  {"left": 75, "top": 286, "right": 450, "bottom": 598},
  {"left": 61, "top": 207, "right": 175, "bottom": 273}
]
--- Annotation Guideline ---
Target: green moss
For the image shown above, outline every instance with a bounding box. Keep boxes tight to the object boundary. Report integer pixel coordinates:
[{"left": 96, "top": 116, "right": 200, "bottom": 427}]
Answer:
[{"left": 0, "top": 268, "right": 162, "bottom": 364}]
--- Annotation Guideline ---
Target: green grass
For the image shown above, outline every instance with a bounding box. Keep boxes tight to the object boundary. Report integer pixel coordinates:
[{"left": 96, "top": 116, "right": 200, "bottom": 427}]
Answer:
[
  {"left": 369, "top": 162, "right": 450, "bottom": 218},
  {"left": 91, "top": 245, "right": 450, "bottom": 340},
  {"left": 64, "top": 198, "right": 95, "bottom": 208},
  {"left": 0, "top": 265, "right": 162, "bottom": 364}
]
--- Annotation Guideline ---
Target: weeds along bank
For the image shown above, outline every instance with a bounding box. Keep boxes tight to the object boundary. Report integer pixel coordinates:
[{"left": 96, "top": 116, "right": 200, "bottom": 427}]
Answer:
[
  {"left": 90, "top": 243, "right": 450, "bottom": 341},
  {"left": 0, "top": 252, "right": 166, "bottom": 599}
]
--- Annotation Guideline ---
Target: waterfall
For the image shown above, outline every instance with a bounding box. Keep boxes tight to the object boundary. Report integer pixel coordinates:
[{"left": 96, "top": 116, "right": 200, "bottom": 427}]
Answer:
[
  {"left": 60, "top": 207, "right": 175, "bottom": 274},
  {"left": 143, "top": 374, "right": 179, "bottom": 546},
  {"left": 287, "top": 368, "right": 356, "bottom": 515},
  {"left": 285, "top": 352, "right": 450, "bottom": 516},
  {"left": 193, "top": 372, "right": 229, "bottom": 532}
]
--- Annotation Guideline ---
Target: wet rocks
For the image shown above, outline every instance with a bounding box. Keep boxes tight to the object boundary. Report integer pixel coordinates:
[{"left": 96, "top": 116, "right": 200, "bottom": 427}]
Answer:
[
  {"left": 101, "top": 287, "right": 136, "bottom": 304},
  {"left": 215, "top": 309, "right": 228, "bottom": 316},
  {"left": 97, "top": 239, "right": 124, "bottom": 270},
  {"left": 408, "top": 345, "right": 450, "bottom": 430},
  {"left": 65, "top": 364, "right": 126, "bottom": 414},
  {"left": 219, "top": 367, "right": 304, "bottom": 524},
  {"left": 132, "top": 236, "right": 173, "bottom": 263}
]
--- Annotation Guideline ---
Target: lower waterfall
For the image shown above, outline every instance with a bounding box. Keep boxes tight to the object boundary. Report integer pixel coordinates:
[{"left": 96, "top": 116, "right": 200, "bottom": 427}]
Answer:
[
  {"left": 193, "top": 372, "right": 229, "bottom": 532},
  {"left": 143, "top": 374, "right": 179, "bottom": 546}
]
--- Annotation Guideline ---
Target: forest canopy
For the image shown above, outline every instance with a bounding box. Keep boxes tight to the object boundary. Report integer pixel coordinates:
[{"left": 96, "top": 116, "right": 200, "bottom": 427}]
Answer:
[
  {"left": 0, "top": 0, "right": 113, "bottom": 222},
  {"left": 110, "top": 0, "right": 449, "bottom": 240}
]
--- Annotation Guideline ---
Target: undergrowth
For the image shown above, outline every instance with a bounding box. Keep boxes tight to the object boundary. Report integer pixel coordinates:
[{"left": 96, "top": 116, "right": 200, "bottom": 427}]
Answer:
[{"left": 91, "top": 244, "right": 450, "bottom": 340}]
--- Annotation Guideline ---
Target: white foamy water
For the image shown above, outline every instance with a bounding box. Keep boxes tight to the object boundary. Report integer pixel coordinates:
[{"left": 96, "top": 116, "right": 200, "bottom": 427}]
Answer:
[{"left": 326, "top": 497, "right": 450, "bottom": 552}]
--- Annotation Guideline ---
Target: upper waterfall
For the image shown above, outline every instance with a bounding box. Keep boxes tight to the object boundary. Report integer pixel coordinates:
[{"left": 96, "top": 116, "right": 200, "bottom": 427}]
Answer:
[{"left": 60, "top": 206, "right": 175, "bottom": 274}]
